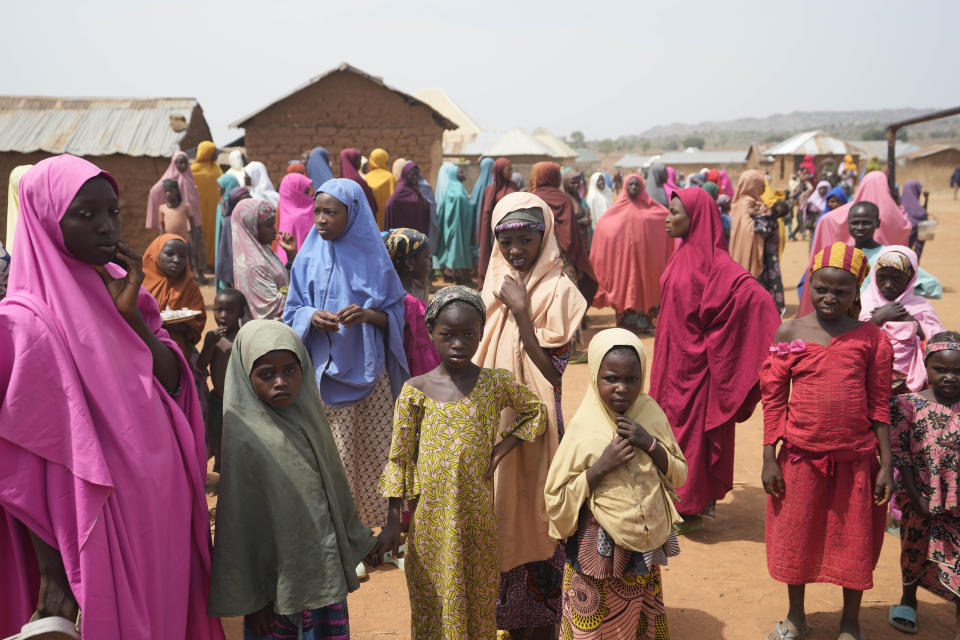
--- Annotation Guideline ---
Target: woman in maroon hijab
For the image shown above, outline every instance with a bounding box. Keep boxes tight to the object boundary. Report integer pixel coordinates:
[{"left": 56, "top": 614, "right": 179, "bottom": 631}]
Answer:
[
  {"left": 339, "top": 148, "right": 378, "bottom": 216},
  {"left": 384, "top": 162, "right": 430, "bottom": 235},
  {"left": 477, "top": 157, "right": 517, "bottom": 285},
  {"left": 532, "top": 162, "right": 597, "bottom": 304},
  {"left": 650, "top": 187, "right": 780, "bottom": 527}
]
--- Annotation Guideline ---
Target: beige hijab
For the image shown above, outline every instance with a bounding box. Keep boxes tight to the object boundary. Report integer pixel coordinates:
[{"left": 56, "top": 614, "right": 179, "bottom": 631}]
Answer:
[
  {"left": 475, "top": 191, "right": 587, "bottom": 571},
  {"left": 6, "top": 164, "right": 33, "bottom": 251},
  {"left": 392, "top": 157, "right": 408, "bottom": 182},
  {"left": 544, "top": 328, "right": 686, "bottom": 552},
  {"left": 728, "top": 169, "right": 768, "bottom": 278}
]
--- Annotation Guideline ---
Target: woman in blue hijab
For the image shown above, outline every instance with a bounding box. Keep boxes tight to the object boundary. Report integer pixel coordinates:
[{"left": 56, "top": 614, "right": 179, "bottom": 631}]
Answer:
[
  {"left": 469, "top": 157, "right": 495, "bottom": 250},
  {"left": 283, "top": 178, "right": 409, "bottom": 578},
  {"left": 306, "top": 147, "right": 335, "bottom": 190},
  {"left": 214, "top": 173, "right": 240, "bottom": 290}
]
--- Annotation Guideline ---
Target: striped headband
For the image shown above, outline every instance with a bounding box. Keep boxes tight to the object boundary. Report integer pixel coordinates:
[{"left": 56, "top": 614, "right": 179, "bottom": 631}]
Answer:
[
  {"left": 810, "top": 242, "right": 870, "bottom": 287},
  {"left": 875, "top": 251, "right": 912, "bottom": 274},
  {"left": 925, "top": 342, "right": 960, "bottom": 360}
]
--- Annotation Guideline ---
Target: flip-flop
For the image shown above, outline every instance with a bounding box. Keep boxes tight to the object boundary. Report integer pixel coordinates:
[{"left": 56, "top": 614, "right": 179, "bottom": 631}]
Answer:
[
  {"left": 674, "top": 519, "right": 705, "bottom": 535},
  {"left": 888, "top": 604, "right": 918, "bottom": 634},
  {"left": 765, "top": 619, "right": 811, "bottom": 640},
  {"left": 4, "top": 615, "right": 80, "bottom": 640}
]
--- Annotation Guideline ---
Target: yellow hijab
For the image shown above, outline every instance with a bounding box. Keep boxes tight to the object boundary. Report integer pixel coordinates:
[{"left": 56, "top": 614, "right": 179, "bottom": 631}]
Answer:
[
  {"left": 190, "top": 140, "right": 223, "bottom": 258},
  {"left": 842, "top": 154, "right": 857, "bottom": 173},
  {"left": 5, "top": 164, "right": 32, "bottom": 252},
  {"left": 364, "top": 148, "right": 396, "bottom": 229},
  {"left": 544, "top": 328, "right": 686, "bottom": 552}
]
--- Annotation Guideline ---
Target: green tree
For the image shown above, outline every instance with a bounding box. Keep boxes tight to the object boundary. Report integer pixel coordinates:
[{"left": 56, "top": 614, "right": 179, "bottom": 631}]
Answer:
[
  {"left": 597, "top": 139, "right": 614, "bottom": 153},
  {"left": 682, "top": 135, "right": 705, "bottom": 149},
  {"left": 569, "top": 131, "right": 586, "bottom": 147}
]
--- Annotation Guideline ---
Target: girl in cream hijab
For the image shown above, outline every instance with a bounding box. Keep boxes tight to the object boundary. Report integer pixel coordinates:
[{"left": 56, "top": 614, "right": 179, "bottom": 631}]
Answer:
[{"left": 545, "top": 328, "right": 686, "bottom": 639}]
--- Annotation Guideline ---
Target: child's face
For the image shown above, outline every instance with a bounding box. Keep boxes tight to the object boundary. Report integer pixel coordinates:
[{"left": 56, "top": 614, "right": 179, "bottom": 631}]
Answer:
[
  {"left": 596, "top": 348, "right": 644, "bottom": 415},
  {"left": 809, "top": 267, "right": 857, "bottom": 320},
  {"left": 926, "top": 350, "right": 960, "bottom": 402},
  {"left": 407, "top": 245, "right": 432, "bottom": 281},
  {"left": 249, "top": 349, "right": 303, "bottom": 408},
  {"left": 174, "top": 155, "right": 189, "bottom": 173},
  {"left": 314, "top": 192, "right": 349, "bottom": 241},
  {"left": 875, "top": 267, "right": 911, "bottom": 302},
  {"left": 827, "top": 196, "right": 842, "bottom": 210},
  {"left": 163, "top": 187, "right": 179, "bottom": 205},
  {"left": 213, "top": 293, "right": 244, "bottom": 328},
  {"left": 496, "top": 229, "right": 542, "bottom": 274},
  {"left": 847, "top": 207, "right": 879, "bottom": 244},
  {"left": 429, "top": 303, "right": 483, "bottom": 369},
  {"left": 59, "top": 176, "right": 122, "bottom": 266},
  {"left": 158, "top": 239, "right": 188, "bottom": 277}
]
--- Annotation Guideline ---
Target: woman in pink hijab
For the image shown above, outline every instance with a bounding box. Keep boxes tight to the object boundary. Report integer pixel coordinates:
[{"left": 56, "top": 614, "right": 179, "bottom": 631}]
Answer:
[
  {"left": 275, "top": 172, "right": 315, "bottom": 263},
  {"left": 799, "top": 172, "right": 912, "bottom": 315},
  {"left": 0, "top": 155, "right": 223, "bottom": 640}
]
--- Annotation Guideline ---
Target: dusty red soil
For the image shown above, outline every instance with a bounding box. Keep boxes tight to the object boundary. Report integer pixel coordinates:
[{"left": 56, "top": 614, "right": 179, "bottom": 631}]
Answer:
[{"left": 208, "top": 190, "right": 960, "bottom": 639}]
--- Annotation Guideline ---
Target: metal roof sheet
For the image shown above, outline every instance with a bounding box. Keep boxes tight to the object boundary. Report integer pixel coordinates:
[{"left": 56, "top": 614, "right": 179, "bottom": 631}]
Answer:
[
  {"left": 765, "top": 130, "right": 859, "bottom": 156},
  {"left": 905, "top": 144, "right": 960, "bottom": 160},
  {"left": 657, "top": 149, "right": 748, "bottom": 165},
  {"left": 483, "top": 129, "right": 557, "bottom": 157},
  {"left": 847, "top": 140, "right": 921, "bottom": 160},
  {"left": 0, "top": 95, "right": 200, "bottom": 157},
  {"left": 532, "top": 128, "right": 578, "bottom": 159},
  {"left": 414, "top": 89, "right": 483, "bottom": 136},
  {"left": 573, "top": 147, "right": 600, "bottom": 163},
  {"left": 615, "top": 153, "right": 656, "bottom": 169}
]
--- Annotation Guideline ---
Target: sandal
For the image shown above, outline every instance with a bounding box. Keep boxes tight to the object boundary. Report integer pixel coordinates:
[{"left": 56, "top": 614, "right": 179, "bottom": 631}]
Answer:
[
  {"left": 765, "top": 620, "right": 810, "bottom": 640},
  {"left": 4, "top": 613, "right": 81, "bottom": 640},
  {"left": 888, "top": 604, "right": 918, "bottom": 634}
]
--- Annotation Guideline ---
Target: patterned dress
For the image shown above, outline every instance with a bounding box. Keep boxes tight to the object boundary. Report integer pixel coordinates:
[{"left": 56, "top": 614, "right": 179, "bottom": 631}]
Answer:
[
  {"left": 561, "top": 509, "right": 678, "bottom": 640},
  {"left": 891, "top": 393, "right": 960, "bottom": 600},
  {"left": 379, "top": 368, "right": 547, "bottom": 640},
  {"left": 753, "top": 214, "right": 785, "bottom": 315}
]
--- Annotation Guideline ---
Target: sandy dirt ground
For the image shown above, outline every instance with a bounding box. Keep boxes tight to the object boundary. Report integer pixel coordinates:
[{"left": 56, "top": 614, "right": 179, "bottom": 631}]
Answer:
[{"left": 206, "top": 189, "right": 960, "bottom": 639}]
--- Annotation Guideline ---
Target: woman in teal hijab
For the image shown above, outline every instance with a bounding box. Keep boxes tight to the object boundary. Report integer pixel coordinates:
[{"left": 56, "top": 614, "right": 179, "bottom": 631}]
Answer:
[
  {"left": 701, "top": 181, "right": 720, "bottom": 201},
  {"left": 436, "top": 164, "right": 473, "bottom": 283},
  {"left": 469, "top": 157, "right": 495, "bottom": 252},
  {"left": 215, "top": 173, "right": 240, "bottom": 290}
]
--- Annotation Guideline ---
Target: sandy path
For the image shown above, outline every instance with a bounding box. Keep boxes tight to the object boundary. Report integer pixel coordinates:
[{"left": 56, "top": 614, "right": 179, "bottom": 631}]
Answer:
[{"left": 211, "top": 190, "right": 960, "bottom": 639}]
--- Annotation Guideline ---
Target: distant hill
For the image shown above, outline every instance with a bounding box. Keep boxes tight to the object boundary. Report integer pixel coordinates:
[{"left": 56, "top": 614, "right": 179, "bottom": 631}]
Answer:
[{"left": 592, "top": 108, "right": 960, "bottom": 153}]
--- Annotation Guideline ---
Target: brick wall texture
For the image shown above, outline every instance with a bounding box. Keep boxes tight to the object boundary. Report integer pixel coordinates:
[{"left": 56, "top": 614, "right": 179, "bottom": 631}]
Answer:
[{"left": 241, "top": 70, "right": 446, "bottom": 190}]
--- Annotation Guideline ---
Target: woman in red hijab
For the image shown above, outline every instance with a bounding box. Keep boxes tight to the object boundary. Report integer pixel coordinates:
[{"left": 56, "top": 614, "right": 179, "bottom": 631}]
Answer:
[
  {"left": 591, "top": 173, "right": 674, "bottom": 334},
  {"left": 477, "top": 157, "right": 517, "bottom": 284},
  {"left": 650, "top": 187, "right": 780, "bottom": 526},
  {"left": 532, "top": 162, "right": 597, "bottom": 304}
]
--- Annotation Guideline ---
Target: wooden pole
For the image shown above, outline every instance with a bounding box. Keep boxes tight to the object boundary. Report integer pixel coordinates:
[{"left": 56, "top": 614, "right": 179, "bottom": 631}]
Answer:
[{"left": 885, "top": 105, "right": 960, "bottom": 197}]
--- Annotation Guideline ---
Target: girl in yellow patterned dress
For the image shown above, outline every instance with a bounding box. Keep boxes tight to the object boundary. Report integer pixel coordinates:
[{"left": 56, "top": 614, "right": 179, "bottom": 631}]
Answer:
[{"left": 377, "top": 286, "right": 547, "bottom": 639}]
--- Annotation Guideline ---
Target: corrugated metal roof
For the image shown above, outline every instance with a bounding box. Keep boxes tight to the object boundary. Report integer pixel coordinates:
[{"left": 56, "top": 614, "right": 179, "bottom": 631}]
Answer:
[
  {"left": 484, "top": 129, "right": 557, "bottom": 157},
  {"left": 532, "top": 128, "right": 578, "bottom": 159},
  {"left": 905, "top": 144, "right": 960, "bottom": 160},
  {"left": 765, "top": 130, "right": 859, "bottom": 156},
  {"left": 573, "top": 147, "right": 600, "bottom": 163},
  {"left": 230, "top": 63, "right": 457, "bottom": 130},
  {"left": 657, "top": 149, "right": 748, "bottom": 165},
  {"left": 615, "top": 153, "right": 656, "bottom": 169},
  {"left": 414, "top": 89, "right": 483, "bottom": 136},
  {"left": 849, "top": 140, "right": 921, "bottom": 160},
  {"left": 0, "top": 95, "right": 200, "bottom": 157}
]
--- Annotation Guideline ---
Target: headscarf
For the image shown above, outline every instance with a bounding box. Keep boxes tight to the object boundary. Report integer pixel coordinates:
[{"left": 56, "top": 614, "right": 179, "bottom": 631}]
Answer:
[
  {"left": 306, "top": 147, "right": 335, "bottom": 190},
  {"left": 469, "top": 158, "right": 495, "bottom": 234},
  {"left": 532, "top": 161, "right": 597, "bottom": 302},
  {"left": 285, "top": 161, "right": 307, "bottom": 176},
  {"left": 423, "top": 284, "right": 485, "bottom": 326},
  {"left": 418, "top": 175, "right": 440, "bottom": 254},
  {"left": 863, "top": 156, "right": 883, "bottom": 175},
  {"left": 216, "top": 186, "right": 249, "bottom": 286},
  {"left": 800, "top": 154, "right": 817, "bottom": 177},
  {"left": 391, "top": 157, "right": 408, "bottom": 182},
  {"left": 706, "top": 169, "right": 720, "bottom": 185},
  {"left": 800, "top": 171, "right": 912, "bottom": 315},
  {"left": 436, "top": 164, "right": 473, "bottom": 270},
  {"left": 649, "top": 187, "right": 780, "bottom": 515},
  {"left": 364, "top": 148, "right": 396, "bottom": 228},
  {"left": 810, "top": 242, "right": 870, "bottom": 288},
  {"left": 244, "top": 161, "right": 279, "bottom": 206},
  {"left": 545, "top": 329, "right": 686, "bottom": 552},
  {"left": 806, "top": 180, "right": 832, "bottom": 213},
  {"left": 591, "top": 173, "right": 674, "bottom": 315},
  {"left": 384, "top": 162, "right": 430, "bottom": 235},
  {"left": 645, "top": 162, "right": 669, "bottom": 206},
  {"left": 142, "top": 233, "right": 207, "bottom": 354},
  {"left": 665, "top": 167, "right": 681, "bottom": 201},
  {"left": 231, "top": 199, "right": 288, "bottom": 319},
  {"left": 0, "top": 155, "right": 219, "bottom": 639},
  {"left": 226, "top": 149, "right": 247, "bottom": 186},
  {"left": 820, "top": 185, "right": 848, "bottom": 217},
  {"left": 701, "top": 181, "right": 719, "bottom": 200},
  {"left": 276, "top": 173, "right": 315, "bottom": 261},
  {"left": 5, "top": 164, "right": 32, "bottom": 252},
  {"left": 585, "top": 171, "right": 613, "bottom": 225},
  {"left": 283, "top": 178, "right": 409, "bottom": 407},
  {"left": 339, "top": 148, "right": 377, "bottom": 215},
  {"left": 475, "top": 191, "right": 587, "bottom": 571},
  {"left": 511, "top": 171, "right": 525, "bottom": 190},
  {"left": 728, "top": 169, "right": 768, "bottom": 278},
  {"left": 209, "top": 320, "right": 376, "bottom": 617},
  {"left": 842, "top": 154, "right": 857, "bottom": 173},
  {"left": 859, "top": 245, "right": 944, "bottom": 391},
  {"left": 478, "top": 157, "right": 518, "bottom": 278},
  {"left": 146, "top": 151, "right": 202, "bottom": 229},
  {"left": 901, "top": 180, "right": 928, "bottom": 226},
  {"left": 717, "top": 170, "right": 734, "bottom": 198},
  {"left": 191, "top": 141, "right": 223, "bottom": 258},
  {"left": 214, "top": 173, "right": 240, "bottom": 288},
  {"left": 435, "top": 161, "right": 454, "bottom": 203},
  {"left": 384, "top": 227, "right": 428, "bottom": 270},
  {"left": 926, "top": 339, "right": 960, "bottom": 360}
]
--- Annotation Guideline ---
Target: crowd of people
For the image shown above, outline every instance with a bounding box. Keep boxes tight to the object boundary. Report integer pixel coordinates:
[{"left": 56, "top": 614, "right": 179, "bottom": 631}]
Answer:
[{"left": 0, "top": 141, "right": 957, "bottom": 640}]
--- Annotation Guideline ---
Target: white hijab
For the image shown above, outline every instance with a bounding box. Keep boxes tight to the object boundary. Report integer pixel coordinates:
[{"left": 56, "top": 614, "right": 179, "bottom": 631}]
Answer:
[
  {"left": 244, "top": 161, "right": 279, "bottom": 206},
  {"left": 585, "top": 172, "right": 613, "bottom": 226}
]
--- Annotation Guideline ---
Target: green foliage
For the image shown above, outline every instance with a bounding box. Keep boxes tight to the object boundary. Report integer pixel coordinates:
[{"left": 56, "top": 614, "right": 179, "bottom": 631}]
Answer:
[{"left": 682, "top": 135, "right": 705, "bottom": 149}]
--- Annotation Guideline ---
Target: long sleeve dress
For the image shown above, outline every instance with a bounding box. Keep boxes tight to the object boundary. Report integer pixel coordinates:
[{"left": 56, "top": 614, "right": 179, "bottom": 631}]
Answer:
[
  {"left": 379, "top": 368, "right": 546, "bottom": 640},
  {"left": 759, "top": 323, "right": 892, "bottom": 590}
]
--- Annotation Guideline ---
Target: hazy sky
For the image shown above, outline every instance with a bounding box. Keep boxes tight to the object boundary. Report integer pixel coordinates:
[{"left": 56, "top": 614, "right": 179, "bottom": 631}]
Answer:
[{"left": 3, "top": 0, "right": 956, "bottom": 146}]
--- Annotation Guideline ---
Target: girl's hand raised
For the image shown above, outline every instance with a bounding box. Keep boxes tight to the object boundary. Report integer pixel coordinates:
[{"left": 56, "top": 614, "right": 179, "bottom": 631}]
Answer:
[
  {"left": 278, "top": 232, "right": 297, "bottom": 256},
  {"left": 495, "top": 275, "right": 530, "bottom": 317},
  {"left": 873, "top": 467, "right": 893, "bottom": 506},
  {"left": 92, "top": 242, "right": 143, "bottom": 321}
]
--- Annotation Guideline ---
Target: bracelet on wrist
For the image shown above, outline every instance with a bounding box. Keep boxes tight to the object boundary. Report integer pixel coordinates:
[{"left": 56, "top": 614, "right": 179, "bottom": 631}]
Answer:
[{"left": 647, "top": 438, "right": 658, "bottom": 453}]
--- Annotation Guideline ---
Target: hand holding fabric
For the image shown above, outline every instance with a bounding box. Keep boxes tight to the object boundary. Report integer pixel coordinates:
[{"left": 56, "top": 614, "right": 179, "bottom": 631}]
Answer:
[{"left": 310, "top": 310, "right": 340, "bottom": 332}]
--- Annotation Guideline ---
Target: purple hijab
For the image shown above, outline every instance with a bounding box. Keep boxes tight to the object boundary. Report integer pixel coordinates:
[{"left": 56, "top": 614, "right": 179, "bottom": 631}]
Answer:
[
  {"left": 901, "top": 180, "right": 928, "bottom": 226},
  {"left": 384, "top": 161, "right": 430, "bottom": 234}
]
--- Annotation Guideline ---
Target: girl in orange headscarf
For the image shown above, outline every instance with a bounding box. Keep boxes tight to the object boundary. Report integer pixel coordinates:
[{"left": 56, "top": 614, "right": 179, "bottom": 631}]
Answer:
[{"left": 142, "top": 233, "right": 208, "bottom": 358}]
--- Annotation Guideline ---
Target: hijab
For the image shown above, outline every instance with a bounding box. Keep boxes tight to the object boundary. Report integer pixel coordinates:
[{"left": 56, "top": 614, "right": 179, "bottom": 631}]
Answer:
[
  {"left": 0, "top": 155, "right": 218, "bottom": 639},
  {"left": 286, "top": 162, "right": 307, "bottom": 176},
  {"left": 806, "top": 180, "right": 832, "bottom": 212},
  {"left": 842, "top": 154, "right": 857, "bottom": 173},
  {"left": 276, "top": 172, "right": 316, "bottom": 258},
  {"left": 214, "top": 173, "right": 240, "bottom": 288},
  {"left": 339, "top": 148, "right": 378, "bottom": 215},
  {"left": 142, "top": 233, "right": 207, "bottom": 352},
  {"left": 665, "top": 166, "right": 681, "bottom": 200},
  {"left": 863, "top": 156, "right": 883, "bottom": 175},
  {"left": 365, "top": 148, "right": 396, "bottom": 228},
  {"left": 216, "top": 186, "right": 250, "bottom": 286},
  {"left": 478, "top": 158, "right": 518, "bottom": 278},
  {"left": 307, "top": 147, "right": 335, "bottom": 189},
  {"left": 231, "top": 199, "right": 288, "bottom": 319},
  {"left": 717, "top": 170, "right": 734, "bottom": 197},
  {"left": 244, "top": 161, "right": 279, "bottom": 206},
  {"left": 545, "top": 329, "right": 686, "bottom": 552},
  {"left": 283, "top": 178, "right": 409, "bottom": 407},
  {"left": 226, "top": 149, "right": 247, "bottom": 186},
  {"left": 436, "top": 164, "right": 473, "bottom": 270},
  {"left": 901, "top": 180, "right": 928, "bottom": 226},
  {"left": 384, "top": 162, "right": 430, "bottom": 235},
  {"left": 209, "top": 320, "right": 377, "bottom": 617},
  {"left": 5, "top": 164, "right": 32, "bottom": 252},
  {"left": 190, "top": 141, "right": 223, "bottom": 225},
  {"left": 728, "top": 169, "right": 768, "bottom": 278},
  {"left": 859, "top": 245, "right": 945, "bottom": 391},
  {"left": 469, "top": 157, "right": 495, "bottom": 232},
  {"left": 645, "top": 163, "right": 669, "bottom": 207},
  {"left": 820, "top": 185, "right": 848, "bottom": 217},
  {"left": 585, "top": 171, "right": 613, "bottom": 224},
  {"left": 702, "top": 181, "right": 719, "bottom": 200},
  {"left": 146, "top": 151, "right": 202, "bottom": 229},
  {"left": 476, "top": 191, "right": 587, "bottom": 571},
  {"left": 392, "top": 157, "right": 408, "bottom": 182},
  {"left": 435, "top": 161, "right": 454, "bottom": 203}
]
